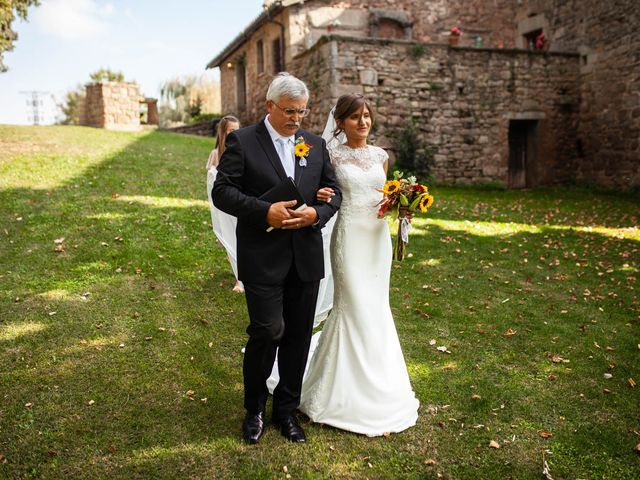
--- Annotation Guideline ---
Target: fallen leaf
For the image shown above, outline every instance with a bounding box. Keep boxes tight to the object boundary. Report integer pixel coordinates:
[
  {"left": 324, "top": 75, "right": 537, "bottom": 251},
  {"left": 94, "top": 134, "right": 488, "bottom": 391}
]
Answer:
[
  {"left": 603, "top": 388, "right": 611, "bottom": 394},
  {"left": 88, "top": 400, "right": 95, "bottom": 406},
  {"left": 603, "top": 373, "right": 613, "bottom": 379},
  {"left": 489, "top": 440, "right": 500, "bottom": 449},
  {"left": 429, "top": 339, "right": 436, "bottom": 345},
  {"left": 424, "top": 459, "right": 437, "bottom": 465},
  {"left": 539, "top": 431, "right": 553, "bottom": 439},
  {"left": 472, "top": 394, "right": 482, "bottom": 399},
  {"left": 628, "top": 378, "right": 636, "bottom": 388},
  {"left": 24, "top": 402, "right": 33, "bottom": 408},
  {"left": 282, "top": 466, "right": 288, "bottom": 473},
  {"left": 504, "top": 328, "right": 517, "bottom": 338},
  {"left": 47, "top": 448, "right": 57, "bottom": 457},
  {"left": 635, "top": 443, "right": 640, "bottom": 454},
  {"left": 186, "top": 390, "right": 195, "bottom": 397}
]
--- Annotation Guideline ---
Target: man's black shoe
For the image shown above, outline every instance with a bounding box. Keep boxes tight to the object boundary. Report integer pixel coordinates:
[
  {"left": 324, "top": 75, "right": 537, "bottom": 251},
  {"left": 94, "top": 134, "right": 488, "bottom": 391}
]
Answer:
[
  {"left": 273, "top": 414, "right": 306, "bottom": 443},
  {"left": 242, "top": 411, "right": 265, "bottom": 444}
]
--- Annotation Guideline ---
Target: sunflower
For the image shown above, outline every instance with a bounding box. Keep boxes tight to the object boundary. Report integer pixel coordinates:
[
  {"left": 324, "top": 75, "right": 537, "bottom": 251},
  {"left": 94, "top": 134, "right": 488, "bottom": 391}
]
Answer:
[
  {"left": 294, "top": 143, "right": 311, "bottom": 158},
  {"left": 383, "top": 180, "right": 401, "bottom": 195},
  {"left": 419, "top": 194, "right": 434, "bottom": 212}
]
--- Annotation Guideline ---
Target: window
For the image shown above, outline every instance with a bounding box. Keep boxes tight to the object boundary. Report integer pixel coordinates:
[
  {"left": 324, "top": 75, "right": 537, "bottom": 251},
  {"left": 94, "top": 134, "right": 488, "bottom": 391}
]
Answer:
[
  {"left": 272, "top": 37, "right": 282, "bottom": 73},
  {"left": 377, "top": 18, "right": 405, "bottom": 39},
  {"left": 523, "top": 29, "right": 542, "bottom": 50},
  {"left": 236, "top": 60, "right": 246, "bottom": 111},
  {"left": 256, "top": 40, "right": 264, "bottom": 74}
]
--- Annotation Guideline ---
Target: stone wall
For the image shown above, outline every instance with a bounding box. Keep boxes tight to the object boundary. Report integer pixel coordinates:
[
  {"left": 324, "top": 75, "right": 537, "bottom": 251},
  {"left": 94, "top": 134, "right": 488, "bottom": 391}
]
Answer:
[
  {"left": 81, "top": 82, "right": 141, "bottom": 131},
  {"left": 514, "top": 0, "right": 640, "bottom": 188},
  {"left": 289, "top": 36, "right": 580, "bottom": 186},
  {"left": 288, "top": 0, "right": 520, "bottom": 56},
  {"left": 215, "top": 0, "right": 639, "bottom": 189}
]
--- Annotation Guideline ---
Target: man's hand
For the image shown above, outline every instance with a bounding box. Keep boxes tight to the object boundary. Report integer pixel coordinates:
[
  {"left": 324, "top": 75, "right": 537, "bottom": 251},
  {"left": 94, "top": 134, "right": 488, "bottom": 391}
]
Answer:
[
  {"left": 267, "top": 200, "right": 296, "bottom": 229},
  {"left": 316, "top": 187, "right": 335, "bottom": 203},
  {"left": 281, "top": 206, "right": 318, "bottom": 230}
]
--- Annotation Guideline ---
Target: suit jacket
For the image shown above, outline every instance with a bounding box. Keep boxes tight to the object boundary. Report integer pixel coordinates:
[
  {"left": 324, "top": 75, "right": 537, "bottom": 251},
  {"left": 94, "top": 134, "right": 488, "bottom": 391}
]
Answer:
[{"left": 212, "top": 119, "right": 341, "bottom": 284}]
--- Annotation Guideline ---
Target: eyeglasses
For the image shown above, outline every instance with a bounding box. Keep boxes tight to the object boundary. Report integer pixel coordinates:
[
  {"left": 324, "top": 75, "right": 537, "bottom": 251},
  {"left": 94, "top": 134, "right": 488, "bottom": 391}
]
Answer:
[{"left": 272, "top": 102, "right": 310, "bottom": 118}]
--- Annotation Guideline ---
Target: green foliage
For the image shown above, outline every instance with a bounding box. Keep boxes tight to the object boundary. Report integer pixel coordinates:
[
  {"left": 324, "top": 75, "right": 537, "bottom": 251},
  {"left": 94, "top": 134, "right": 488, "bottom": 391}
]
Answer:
[
  {"left": 390, "top": 119, "right": 434, "bottom": 179},
  {"left": 55, "top": 85, "right": 85, "bottom": 125},
  {"left": 189, "top": 113, "right": 223, "bottom": 125},
  {"left": 0, "top": 0, "right": 39, "bottom": 72},
  {"left": 159, "top": 75, "right": 220, "bottom": 128},
  {"left": 409, "top": 42, "right": 426, "bottom": 59},
  {"left": 89, "top": 67, "right": 126, "bottom": 83},
  {"left": 0, "top": 125, "right": 639, "bottom": 479}
]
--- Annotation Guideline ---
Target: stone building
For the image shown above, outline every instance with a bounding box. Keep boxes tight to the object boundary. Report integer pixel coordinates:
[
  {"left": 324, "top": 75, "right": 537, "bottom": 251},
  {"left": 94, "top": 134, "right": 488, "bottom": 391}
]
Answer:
[
  {"left": 79, "top": 81, "right": 159, "bottom": 131},
  {"left": 206, "top": 0, "right": 639, "bottom": 189}
]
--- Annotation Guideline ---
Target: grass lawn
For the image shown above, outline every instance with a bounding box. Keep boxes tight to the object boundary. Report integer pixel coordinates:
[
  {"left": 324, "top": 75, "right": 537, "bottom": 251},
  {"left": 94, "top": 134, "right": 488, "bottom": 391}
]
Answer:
[{"left": 1, "top": 124, "right": 639, "bottom": 479}]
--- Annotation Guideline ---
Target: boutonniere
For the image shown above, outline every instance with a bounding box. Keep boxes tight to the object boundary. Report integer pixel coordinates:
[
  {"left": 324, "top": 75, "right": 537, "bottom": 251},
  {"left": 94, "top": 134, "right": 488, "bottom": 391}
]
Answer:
[{"left": 294, "top": 136, "right": 312, "bottom": 167}]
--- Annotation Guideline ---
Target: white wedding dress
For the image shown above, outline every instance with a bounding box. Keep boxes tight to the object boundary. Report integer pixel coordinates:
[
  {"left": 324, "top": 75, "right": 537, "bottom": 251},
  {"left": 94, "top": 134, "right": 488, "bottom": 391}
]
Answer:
[{"left": 298, "top": 144, "right": 419, "bottom": 436}]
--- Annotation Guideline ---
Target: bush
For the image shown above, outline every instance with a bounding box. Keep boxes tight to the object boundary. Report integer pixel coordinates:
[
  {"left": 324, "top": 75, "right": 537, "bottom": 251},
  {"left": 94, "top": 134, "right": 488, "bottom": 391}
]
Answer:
[
  {"left": 390, "top": 119, "right": 434, "bottom": 179},
  {"left": 189, "top": 113, "right": 223, "bottom": 125}
]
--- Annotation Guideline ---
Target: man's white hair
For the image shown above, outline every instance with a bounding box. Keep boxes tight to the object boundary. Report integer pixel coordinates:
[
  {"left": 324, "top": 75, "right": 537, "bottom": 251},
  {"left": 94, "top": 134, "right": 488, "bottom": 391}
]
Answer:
[{"left": 266, "top": 72, "right": 309, "bottom": 102}]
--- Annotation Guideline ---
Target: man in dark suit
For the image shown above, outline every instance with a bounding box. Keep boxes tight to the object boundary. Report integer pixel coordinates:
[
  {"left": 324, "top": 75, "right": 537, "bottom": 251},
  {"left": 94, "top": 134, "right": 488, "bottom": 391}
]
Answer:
[{"left": 212, "top": 73, "right": 341, "bottom": 444}]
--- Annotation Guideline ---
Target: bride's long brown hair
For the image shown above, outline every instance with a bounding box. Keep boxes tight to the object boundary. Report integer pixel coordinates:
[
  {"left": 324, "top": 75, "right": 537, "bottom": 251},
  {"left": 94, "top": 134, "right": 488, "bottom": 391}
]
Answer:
[{"left": 332, "top": 93, "right": 376, "bottom": 139}]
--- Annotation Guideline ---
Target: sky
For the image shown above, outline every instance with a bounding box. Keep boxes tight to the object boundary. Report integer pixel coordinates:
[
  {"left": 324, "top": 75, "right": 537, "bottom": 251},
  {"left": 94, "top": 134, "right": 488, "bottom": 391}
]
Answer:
[{"left": 0, "top": 0, "right": 265, "bottom": 125}]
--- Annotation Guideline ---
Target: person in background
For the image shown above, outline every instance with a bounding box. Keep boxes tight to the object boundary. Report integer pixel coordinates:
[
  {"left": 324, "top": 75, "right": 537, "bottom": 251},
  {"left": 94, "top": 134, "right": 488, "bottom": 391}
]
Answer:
[{"left": 206, "top": 115, "right": 243, "bottom": 292}]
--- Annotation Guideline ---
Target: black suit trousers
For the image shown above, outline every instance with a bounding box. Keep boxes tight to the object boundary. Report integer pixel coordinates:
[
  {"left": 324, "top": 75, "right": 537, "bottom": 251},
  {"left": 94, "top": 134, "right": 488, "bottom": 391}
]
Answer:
[{"left": 242, "top": 265, "right": 319, "bottom": 418}]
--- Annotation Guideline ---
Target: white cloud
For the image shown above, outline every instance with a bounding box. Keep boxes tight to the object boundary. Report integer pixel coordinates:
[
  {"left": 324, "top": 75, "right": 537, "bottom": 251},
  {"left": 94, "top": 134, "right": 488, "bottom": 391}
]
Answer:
[{"left": 33, "top": 0, "right": 114, "bottom": 40}]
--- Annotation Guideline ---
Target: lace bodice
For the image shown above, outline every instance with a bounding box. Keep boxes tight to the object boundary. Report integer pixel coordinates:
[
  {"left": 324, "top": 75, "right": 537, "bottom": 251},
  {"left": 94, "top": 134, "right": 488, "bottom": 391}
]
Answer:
[{"left": 330, "top": 144, "right": 388, "bottom": 217}]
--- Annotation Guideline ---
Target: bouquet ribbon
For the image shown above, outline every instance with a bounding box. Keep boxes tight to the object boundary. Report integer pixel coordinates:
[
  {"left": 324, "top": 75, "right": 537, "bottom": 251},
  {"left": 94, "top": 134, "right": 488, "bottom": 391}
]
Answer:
[{"left": 400, "top": 216, "right": 412, "bottom": 244}]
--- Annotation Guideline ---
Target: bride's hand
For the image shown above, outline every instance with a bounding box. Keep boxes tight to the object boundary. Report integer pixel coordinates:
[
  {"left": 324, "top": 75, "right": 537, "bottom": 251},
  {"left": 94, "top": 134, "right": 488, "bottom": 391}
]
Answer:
[{"left": 316, "top": 187, "right": 335, "bottom": 203}]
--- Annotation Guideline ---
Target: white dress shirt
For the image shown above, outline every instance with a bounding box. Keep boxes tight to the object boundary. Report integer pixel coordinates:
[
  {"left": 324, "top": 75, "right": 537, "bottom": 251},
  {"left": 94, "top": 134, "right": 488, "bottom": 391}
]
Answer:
[{"left": 265, "top": 115, "right": 295, "bottom": 179}]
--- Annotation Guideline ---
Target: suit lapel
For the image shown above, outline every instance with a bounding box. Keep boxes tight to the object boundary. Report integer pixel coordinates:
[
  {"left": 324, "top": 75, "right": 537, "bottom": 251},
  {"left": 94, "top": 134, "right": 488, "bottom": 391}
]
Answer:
[{"left": 256, "top": 119, "right": 287, "bottom": 181}]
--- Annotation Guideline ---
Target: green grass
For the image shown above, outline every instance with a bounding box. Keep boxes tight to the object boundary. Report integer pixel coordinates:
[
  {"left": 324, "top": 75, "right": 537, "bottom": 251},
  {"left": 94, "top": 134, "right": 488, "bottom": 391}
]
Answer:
[{"left": 1, "top": 124, "right": 639, "bottom": 479}]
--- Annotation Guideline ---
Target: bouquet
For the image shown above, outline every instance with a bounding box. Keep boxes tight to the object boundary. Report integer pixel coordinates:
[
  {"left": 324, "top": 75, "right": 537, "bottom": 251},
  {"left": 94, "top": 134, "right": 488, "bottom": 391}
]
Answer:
[{"left": 378, "top": 171, "right": 434, "bottom": 261}]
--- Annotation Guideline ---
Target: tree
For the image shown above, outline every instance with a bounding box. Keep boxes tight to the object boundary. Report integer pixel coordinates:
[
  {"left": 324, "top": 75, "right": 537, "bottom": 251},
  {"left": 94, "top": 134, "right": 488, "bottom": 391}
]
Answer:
[
  {"left": 1, "top": 0, "right": 40, "bottom": 72},
  {"left": 56, "top": 84, "right": 85, "bottom": 125},
  {"left": 89, "top": 68, "right": 126, "bottom": 83},
  {"left": 159, "top": 74, "right": 220, "bottom": 127}
]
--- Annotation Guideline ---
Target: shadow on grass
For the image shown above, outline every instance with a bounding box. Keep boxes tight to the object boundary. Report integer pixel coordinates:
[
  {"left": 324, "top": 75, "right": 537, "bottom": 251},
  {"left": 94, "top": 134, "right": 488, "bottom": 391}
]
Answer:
[{"left": 1, "top": 128, "right": 638, "bottom": 478}]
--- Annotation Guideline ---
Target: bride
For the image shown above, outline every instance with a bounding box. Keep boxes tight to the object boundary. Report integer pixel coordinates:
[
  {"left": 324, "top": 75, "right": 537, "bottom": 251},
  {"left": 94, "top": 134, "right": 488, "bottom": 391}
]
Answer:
[
  {"left": 212, "top": 95, "right": 419, "bottom": 436},
  {"left": 297, "top": 93, "right": 419, "bottom": 436}
]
